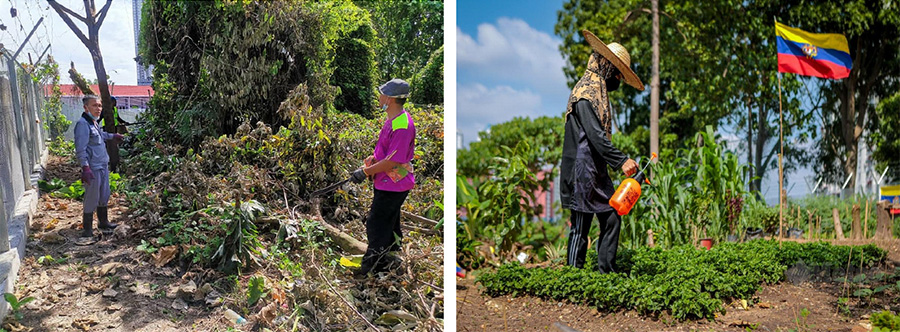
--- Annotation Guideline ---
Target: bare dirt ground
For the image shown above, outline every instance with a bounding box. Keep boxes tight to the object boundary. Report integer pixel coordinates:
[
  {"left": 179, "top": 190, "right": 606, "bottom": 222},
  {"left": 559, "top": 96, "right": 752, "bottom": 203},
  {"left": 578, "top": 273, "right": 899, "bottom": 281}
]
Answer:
[
  {"left": 6, "top": 156, "right": 233, "bottom": 331},
  {"left": 8, "top": 155, "right": 445, "bottom": 332},
  {"left": 457, "top": 239, "right": 900, "bottom": 332}
]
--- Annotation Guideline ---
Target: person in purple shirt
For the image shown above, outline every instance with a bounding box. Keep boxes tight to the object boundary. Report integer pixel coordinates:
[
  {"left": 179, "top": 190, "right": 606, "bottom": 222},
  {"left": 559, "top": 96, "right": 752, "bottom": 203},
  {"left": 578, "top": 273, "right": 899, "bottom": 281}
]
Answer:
[{"left": 349, "top": 79, "right": 416, "bottom": 277}]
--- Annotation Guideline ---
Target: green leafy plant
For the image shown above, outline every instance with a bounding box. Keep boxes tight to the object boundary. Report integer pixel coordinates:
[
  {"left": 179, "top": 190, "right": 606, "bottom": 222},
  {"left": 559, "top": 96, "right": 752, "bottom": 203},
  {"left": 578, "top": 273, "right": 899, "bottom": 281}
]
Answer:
[
  {"left": 211, "top": 200, "right": 264, "bottom": 274},
  {"left": 477, "top": 240, "right": 885, "bottom": 321},
  {"left": 3, "top": 293, "right": 35, "bottom": 321},
  {"left": 247, "top": 275, "right": 267, "bottom": 306},
  {"left": 51, "top": 180, "right": 84, "bottom": 200},
  {"left": 47, "top": 137, "right": 75, "bottom": 158},
  {"left": 458, "top": 141, "right": 542, "bottom": 256},
  {"left": 37, "top": 178, "right": 67, "bottom": 193},
  {"left": 872, "top": 310, "right": 900, "bottom": 332},
  {"left": 136, "top": 239, "right": 158, "bottom": 254},
  {"left": 36, "top": 255, "right": 68, "bottom": 265}
]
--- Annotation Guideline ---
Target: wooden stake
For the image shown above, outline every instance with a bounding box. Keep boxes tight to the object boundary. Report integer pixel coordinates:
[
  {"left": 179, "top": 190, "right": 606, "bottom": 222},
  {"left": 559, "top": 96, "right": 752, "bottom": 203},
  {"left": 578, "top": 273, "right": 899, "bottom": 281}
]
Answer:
[
  {"left": 816, "top": 215, "right": 820, "bottom": 240},
  {"left": 833, "top": 208, "right": 845, "bottom": 240},
  {"left": 864, "top": 200, "right": 869, "bottom": 238},
  {"left": 817, "top": 215, "right": 821, "bottom": 240},
  {"left": 808, "top": 210, "right": 813, "bottom": 240}
]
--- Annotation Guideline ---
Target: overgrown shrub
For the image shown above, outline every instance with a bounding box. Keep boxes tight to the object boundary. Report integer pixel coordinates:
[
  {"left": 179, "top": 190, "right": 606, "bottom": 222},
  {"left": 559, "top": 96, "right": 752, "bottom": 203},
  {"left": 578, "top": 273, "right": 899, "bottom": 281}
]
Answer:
[
  {"left": 330, "top": 20, "right": 378, "bottom": 116},
  {"left": 140, "top": 0, "right": 381, "bottom": 147},
  {"left": 410, "top": 45, "right": 444, "bottom": 105}
]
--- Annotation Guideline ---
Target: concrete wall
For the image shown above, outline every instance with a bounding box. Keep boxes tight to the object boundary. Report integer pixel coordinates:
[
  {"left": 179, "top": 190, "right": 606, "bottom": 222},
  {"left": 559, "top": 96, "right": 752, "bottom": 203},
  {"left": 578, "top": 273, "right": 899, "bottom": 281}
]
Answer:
[{"left": 0, "top": 50, "right": 49, "bottom": 321}]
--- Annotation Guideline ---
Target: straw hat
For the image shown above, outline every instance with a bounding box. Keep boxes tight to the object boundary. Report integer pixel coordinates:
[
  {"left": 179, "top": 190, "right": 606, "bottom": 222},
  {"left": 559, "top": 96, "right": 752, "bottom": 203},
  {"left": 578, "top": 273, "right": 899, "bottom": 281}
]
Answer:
[{"left": 582, "top": 30, "right": 644, "bottom": 91}]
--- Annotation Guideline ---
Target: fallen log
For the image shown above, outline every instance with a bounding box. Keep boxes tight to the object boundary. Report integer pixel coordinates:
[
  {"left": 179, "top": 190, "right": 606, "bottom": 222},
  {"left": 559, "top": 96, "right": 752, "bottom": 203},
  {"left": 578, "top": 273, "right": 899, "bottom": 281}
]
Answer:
[
  {"left": 401, "top": 210, "right": 439, "bottom": 228},
  {"left": 310, "top": 198, "right": 367, "bottom": 255}
]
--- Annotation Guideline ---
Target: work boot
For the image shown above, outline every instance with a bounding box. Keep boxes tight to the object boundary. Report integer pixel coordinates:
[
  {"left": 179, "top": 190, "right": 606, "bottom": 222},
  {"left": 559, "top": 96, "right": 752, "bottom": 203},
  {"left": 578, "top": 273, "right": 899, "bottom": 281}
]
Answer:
[
  {"left": 96, "top": 206, "right": 118, "bottom": 231},
  {"left": 374, "top": 253, "right": 403, "bottom": 273},
  {"left": 81, "top": 212, "right": 93, "bottom": 238}
]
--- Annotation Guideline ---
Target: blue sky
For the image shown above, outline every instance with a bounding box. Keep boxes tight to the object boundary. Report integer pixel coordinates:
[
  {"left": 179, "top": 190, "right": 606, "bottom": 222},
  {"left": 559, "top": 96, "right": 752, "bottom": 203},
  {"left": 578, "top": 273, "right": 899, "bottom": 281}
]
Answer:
[
  {"left": 453, "top": 0, "right": 873, "bottom": 205},
  {"left": 0, "top": 0, "right": 140, "bottom": 85},
  {"left": 456, "top": 0, "right": 570, "bottom": 148}
]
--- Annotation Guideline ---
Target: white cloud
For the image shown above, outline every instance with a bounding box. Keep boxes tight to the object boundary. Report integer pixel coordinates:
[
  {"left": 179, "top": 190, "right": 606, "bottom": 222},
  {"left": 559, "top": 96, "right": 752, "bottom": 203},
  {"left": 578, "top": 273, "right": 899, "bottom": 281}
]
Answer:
[
  {"left": 457, "top": 18, "right": 568, "bottom": 94},
  {"left": 3, "top": 0, "right": 139, "bottom": 85},
  {"left": 457, "top": 83, "right": 543, "bottom": 147}
]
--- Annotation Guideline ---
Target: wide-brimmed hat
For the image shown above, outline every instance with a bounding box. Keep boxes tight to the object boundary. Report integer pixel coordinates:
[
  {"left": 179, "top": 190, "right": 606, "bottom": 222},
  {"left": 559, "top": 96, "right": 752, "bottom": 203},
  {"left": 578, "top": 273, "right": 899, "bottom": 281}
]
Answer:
[
  {"left": 378, "top": 79, "right": 410, "bottom": 98},
  {"left": 582, "top": 30, "right": 644, "bottom": 91}
]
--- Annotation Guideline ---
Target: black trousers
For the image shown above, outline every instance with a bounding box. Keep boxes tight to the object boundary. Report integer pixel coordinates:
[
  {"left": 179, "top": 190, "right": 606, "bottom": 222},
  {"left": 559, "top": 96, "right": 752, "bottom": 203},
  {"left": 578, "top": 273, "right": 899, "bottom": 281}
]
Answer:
[
  {"left": 362, "top": 189, "right": 409, "bottom": 268},
  {"left": 566, "top": 210, "right": 621, "bottom": 273}
]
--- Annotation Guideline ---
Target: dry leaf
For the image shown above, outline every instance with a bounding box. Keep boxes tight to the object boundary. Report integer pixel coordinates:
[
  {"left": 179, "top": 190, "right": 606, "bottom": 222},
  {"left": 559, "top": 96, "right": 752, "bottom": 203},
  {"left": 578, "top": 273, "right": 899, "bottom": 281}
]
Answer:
[
  {"left": 758, "top": 302, "right": 773, "bottom": 309},
  {"left": 258, "top": 302, "right": 279, "bottom": 326},
  {"left": 271, "top": 287, "right": 286, "bottom": 305},
  {"left": 152, "top": 246, "right": 179, "bottom": 267},
  {"left": 44, "top": 218, "right": 59, "bottom": 231},
  {"left": 72, "top": 316, "right": 98, "bottom": 331},
  {"left": 728, "top": 320, "right": 754, "bottom": 327},
  {"left": 41, "top": 232, "right": 65, "bottom": 244}
]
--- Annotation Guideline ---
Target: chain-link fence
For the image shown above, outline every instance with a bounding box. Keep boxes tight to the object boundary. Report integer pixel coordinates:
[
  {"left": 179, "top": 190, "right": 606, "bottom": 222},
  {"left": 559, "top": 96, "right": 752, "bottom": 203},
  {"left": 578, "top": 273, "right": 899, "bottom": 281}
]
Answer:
[{"left": 0, "top": 49, "right": 48, "bottom": 252}]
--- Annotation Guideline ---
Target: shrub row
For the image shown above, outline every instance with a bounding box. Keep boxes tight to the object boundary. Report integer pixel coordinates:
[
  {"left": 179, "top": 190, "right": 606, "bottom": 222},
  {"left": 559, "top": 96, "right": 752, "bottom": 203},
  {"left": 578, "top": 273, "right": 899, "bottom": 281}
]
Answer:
[{"left": 478, "top": 240, "right": 886, "bottom": 320}]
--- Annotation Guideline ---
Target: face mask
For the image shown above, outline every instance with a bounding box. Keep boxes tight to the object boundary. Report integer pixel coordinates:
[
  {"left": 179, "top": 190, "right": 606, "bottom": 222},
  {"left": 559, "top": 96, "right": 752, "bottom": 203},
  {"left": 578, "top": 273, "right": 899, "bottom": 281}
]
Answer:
[{"left": 606, "top": 77, "right": 621, "bottom": 92}]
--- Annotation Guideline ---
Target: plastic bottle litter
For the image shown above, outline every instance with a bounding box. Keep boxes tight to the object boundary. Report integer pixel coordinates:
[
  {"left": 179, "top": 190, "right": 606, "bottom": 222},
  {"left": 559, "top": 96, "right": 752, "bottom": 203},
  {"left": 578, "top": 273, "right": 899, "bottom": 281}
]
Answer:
[{"left": 224, "top": 309, "right": 247, "bottom": 325}]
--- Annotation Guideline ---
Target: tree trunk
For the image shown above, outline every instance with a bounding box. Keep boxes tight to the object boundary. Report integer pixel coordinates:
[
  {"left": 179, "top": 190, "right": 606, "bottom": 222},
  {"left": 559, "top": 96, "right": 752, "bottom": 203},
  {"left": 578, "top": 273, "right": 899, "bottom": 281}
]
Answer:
[
  {"left": 875, "top": 201, "right": 893, "bottom": 240},
  {"left": 746, "top": 97, "right": 754, "bottom": 191},
  {"left": 851, "top": 204, "right": 861, "bottom": 239},
  {"left": 807, "top": 210, "right": 813, "bottom": 240},
  {"left": 832, "top": 208, "right": 845, "bottom": 240},
  {"left": 753, "top": 102, "right": 768, "bottom": 194},
  {"left": 864, "top": 199, "right": 869, "bottom": 238}
]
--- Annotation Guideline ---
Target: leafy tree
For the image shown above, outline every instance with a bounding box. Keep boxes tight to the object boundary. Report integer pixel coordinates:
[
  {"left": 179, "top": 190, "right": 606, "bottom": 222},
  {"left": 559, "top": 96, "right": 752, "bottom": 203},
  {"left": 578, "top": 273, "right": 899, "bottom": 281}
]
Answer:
[
  {"left": 763, "top": 0, "right": 900, "bottom": 187},
  {"left": 139, "top": 0, "right": 379, "bottom": 146},
  {"left": 359, "top": 0, "right": 444, "bottom": 81},
  {"left": 870, "top": 92, "right": 900, "bottom": 183},
  {"left": 555, "top": 0, "right": 834, "bottom": 194},
  {"left": 458, "top": 116, "right": 564, "bottom": 183}
]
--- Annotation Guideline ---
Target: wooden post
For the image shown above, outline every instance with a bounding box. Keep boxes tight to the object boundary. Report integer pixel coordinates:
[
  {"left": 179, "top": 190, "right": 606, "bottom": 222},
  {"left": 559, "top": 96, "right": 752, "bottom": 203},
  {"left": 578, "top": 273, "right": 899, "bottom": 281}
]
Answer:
[
  {"left": 851, "top": 204, "right": 861, "bottom": 240},
  {"left": 808, "top": 210, "right": 814, "bottom": 240},
  {"left": 875, "top": 201, "right": 894, "bottom": 240},
  {"left": 816, "top": 215, "right": 820, "bottom": 240},
  {"left": 647, "top": 229, "right": 655, "bottom": 248},
  {"left": 864, "top": 200, "right": 869, "bottom": 238},
  {"left": 833, "top": 208, "right": 845, "bottom": 240},
  {"left": 818, "top": 215, "right": 822, "bottom": 240}
]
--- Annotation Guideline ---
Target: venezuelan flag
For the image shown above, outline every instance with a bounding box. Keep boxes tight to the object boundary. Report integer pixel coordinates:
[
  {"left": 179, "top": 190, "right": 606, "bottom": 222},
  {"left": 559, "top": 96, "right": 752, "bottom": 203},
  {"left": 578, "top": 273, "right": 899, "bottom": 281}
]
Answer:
[{"left": 775, "top": 21, "right": 852, "bottom": 79}]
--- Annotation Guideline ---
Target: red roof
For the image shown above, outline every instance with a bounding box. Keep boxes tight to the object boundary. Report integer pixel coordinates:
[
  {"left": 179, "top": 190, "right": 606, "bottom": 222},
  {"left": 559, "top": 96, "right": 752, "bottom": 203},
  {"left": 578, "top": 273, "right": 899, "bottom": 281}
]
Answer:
[{"left": 47, "top": 84, "right": 155, "bottom": 97}]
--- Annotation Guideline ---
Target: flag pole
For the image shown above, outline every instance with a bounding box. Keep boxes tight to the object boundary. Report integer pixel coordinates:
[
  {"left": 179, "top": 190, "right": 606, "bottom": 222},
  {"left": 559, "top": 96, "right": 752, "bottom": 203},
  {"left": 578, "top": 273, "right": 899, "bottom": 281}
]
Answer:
[
  {"left": 778, "top": 71, "right": 784, "bottom": 245},
  {"left": 774, "top": 16, "right": 784, "bottom": 246}
]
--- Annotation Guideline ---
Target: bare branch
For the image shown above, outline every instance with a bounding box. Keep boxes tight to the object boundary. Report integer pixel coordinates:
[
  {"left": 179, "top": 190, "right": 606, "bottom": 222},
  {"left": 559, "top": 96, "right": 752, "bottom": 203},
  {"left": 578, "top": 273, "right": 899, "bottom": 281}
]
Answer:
[
  {"left": 48, "top": 1, "right": 91, "bottom": 48},
  {"left": 83, "top": 0, "right": 93, "bottom": 22},
  {"left": 96, "top": 0, "right": 113, "bottom": 28},
  {"left": 47, "top": 0, "right": 87, "bottom": 22}
]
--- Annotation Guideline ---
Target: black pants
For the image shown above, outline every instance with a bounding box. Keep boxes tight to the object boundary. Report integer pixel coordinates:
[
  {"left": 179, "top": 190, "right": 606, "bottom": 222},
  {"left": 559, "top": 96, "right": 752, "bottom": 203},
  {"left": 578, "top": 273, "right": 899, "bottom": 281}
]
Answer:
[
  {"left": 362, "top": 189, "right": 409, "bottom": 269},
  {"left": 566, "top": 210, "right": 621, "bottom": 273}
]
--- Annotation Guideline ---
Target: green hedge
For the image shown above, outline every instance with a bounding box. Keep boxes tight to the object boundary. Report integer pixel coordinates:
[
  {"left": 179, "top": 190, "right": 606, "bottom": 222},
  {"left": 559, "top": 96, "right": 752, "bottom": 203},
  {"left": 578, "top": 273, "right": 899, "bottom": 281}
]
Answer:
[{"left": 410, "top": 45, "right": 443, "bottom": 105}]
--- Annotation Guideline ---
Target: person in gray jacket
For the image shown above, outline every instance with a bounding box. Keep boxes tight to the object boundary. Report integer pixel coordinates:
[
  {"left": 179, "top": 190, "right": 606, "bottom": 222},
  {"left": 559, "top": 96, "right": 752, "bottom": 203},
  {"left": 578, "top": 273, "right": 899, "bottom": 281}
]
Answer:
[{"left": 74, "top": 95, "right": 123, "bottom": 244}]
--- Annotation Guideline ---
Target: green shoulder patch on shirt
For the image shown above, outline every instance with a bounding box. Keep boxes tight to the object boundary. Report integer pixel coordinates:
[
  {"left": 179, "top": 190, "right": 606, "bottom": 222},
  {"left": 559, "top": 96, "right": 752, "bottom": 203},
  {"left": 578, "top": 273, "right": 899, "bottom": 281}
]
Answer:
[{"left": 391, "top": 112, "right": 410, "bottom": 131}]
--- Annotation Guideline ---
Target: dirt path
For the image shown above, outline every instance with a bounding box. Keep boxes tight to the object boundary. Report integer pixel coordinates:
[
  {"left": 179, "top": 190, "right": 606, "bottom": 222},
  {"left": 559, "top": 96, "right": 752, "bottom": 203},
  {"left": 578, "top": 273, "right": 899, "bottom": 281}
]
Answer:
[
  {"left": 457, "top": 240, "right": 900, "bottom": 332},
  {"left": 8, "top": 156, "right": 228, "bottom": 332}
]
